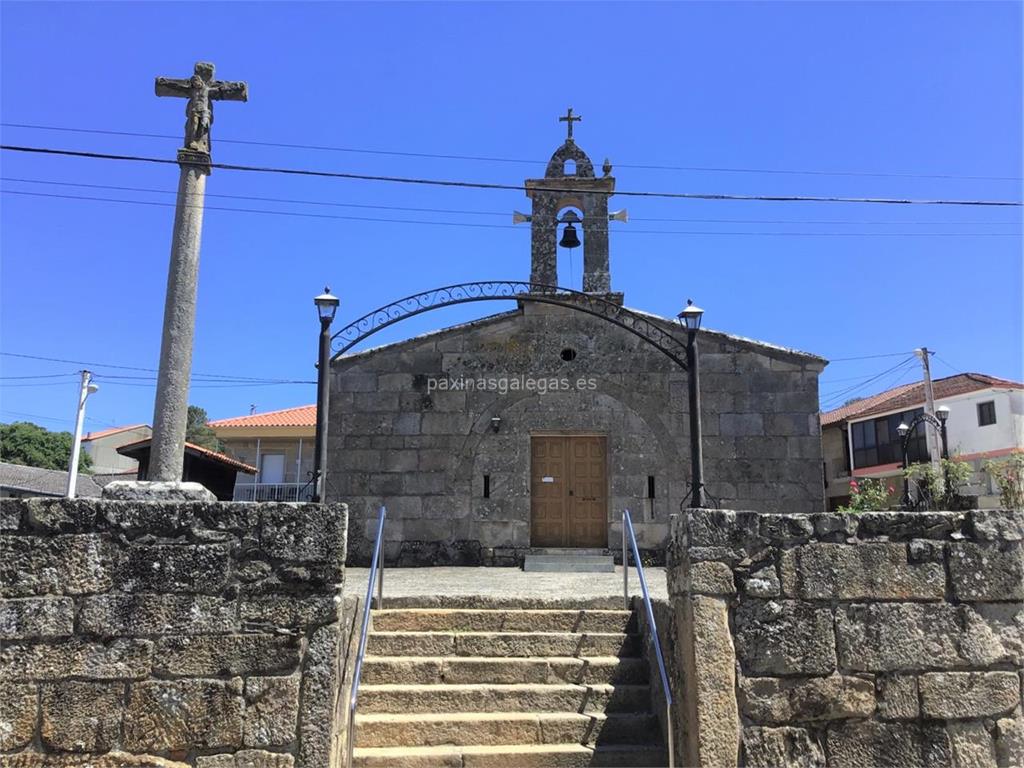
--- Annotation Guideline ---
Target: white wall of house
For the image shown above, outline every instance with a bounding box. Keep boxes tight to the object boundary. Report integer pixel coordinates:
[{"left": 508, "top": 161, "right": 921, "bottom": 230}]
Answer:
[
  {"left": 83, "top": 426, "right": 151, "bottom": 473},
  {"left": 942, "top": 388, "right": 1023, "bottom": 458}
]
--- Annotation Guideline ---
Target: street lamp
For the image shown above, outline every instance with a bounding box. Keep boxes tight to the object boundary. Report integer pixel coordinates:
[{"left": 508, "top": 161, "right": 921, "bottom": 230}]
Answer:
[
  {"left": 897, "top": 421, "right": 912, "bottom": 508},
  {"left": 676, "top": 299, "right": 706, "bottom": 508},
  {"left": 66, "top": 371, "right": 99, "bottom": 498},
  {"left": 897, "top": 409, "right": 951, "bottom": 510},
  {"left": 936, "top": 406, "right": 950, "bottom": 460},
  {"left": 313, "top": 287, "right": 339, "bottom": 503}
]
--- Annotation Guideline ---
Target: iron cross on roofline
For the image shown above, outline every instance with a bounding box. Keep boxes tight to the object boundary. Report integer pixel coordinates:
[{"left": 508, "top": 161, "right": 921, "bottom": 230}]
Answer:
[
  {"left": 155, "top": 62, "right": 248, "bottom": 154},
  {"left": 559, "top": 107, "right": 582, "bottom": 141}
]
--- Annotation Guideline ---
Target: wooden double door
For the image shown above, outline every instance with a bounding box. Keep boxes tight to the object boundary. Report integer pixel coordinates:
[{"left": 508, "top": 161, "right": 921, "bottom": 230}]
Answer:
[{"left": 530, "top": 435, "right": 608, "bottom": 548}]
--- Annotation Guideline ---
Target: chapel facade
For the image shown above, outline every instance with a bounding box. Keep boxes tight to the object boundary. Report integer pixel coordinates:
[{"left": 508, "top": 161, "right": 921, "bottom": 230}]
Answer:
[{"left": 327, "top": 122, "right": 827, "bottom": 566}]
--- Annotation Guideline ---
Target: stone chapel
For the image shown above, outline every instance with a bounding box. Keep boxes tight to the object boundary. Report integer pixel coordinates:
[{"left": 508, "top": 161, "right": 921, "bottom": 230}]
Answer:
[{"left": 327, "top": 121, "right": 827, "bottom": 566}]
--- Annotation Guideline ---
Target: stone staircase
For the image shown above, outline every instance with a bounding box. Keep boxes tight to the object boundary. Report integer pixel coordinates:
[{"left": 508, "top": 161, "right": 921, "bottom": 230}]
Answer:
[{"left": 352, "top": 602, "right": 668, "bottom": 767}]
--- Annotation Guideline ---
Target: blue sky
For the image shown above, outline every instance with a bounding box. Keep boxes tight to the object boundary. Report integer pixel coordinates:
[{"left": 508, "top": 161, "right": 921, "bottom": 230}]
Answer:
[{"left": 1, "top": 1, "right": 1021, "bottom": 433}]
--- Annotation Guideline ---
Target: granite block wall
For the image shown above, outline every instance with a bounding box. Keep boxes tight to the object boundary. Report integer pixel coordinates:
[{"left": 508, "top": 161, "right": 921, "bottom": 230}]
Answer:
[
  {"left": 668, "top": 508, "right": 1024, "bottom": 767},
  {"left": 330, "top": 302, "right": 826, "bottom": 565},
  {"left": 0, "top": 497, "right": 348, "bottom": 768}
]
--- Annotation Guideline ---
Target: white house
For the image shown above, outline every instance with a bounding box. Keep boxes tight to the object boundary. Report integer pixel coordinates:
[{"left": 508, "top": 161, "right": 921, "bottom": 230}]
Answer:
[{"left": 822, "top": 373, "right": 1023, "bottom": 510}]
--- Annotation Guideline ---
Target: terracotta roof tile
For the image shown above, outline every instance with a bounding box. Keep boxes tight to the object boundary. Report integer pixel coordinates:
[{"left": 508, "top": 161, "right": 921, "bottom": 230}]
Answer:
[
  {"left": 822, "top": 373, "right": 1021, "bottom": 426},
  {"left": 209, "top": 405, "right": 315, "bottom": 429}
]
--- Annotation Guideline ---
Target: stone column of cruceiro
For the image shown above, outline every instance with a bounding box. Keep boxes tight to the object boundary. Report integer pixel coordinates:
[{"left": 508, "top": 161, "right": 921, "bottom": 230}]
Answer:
[{"left": 149, "top": 62, "right": 247, "bottom": 481}]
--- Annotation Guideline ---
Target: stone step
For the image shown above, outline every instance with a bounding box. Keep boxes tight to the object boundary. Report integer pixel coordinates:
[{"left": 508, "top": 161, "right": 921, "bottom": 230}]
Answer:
[
  {"left": 529, "top": 548, "right": 610, "bottom": 556},
  {"left": 367, "top": 631, "right": 639, "bottom": 658},
  {"left": 354, "top": 711, "right": 661, "bottom": 748},
  {"left": 358, "top": 682, "right": 652, "bottom": 714},
  {"left": 523, "top": 555, "right": 616, "bottom": 573},
  {"left": 376, "top": 596, "right": 628, "bottom": 610},
  {"left": 371, "top": 608, "right": 634, "bottom": 634},
  {"left": 352, "top": 743, "right": 668, "bottom": 768},
  {"left": 361, "top": 656, "right": 649, "bottom": 686}
]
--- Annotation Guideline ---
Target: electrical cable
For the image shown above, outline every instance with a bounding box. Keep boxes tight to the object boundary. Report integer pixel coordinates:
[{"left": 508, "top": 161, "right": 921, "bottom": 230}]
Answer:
[
  {"left": 4, "top": 121, "right": 1020, "bottom": 181},
  {"left": 3, "top": 190, "right": 1019, "bottom": 237},
  {"left": 2, "top": 145, "right": 1020, "bottom": 207},
  {"left": 0, "top": 352, "right": 309, "bottom": 383},
  {"left": 4, "top": 176, "right": 1020, "bottom": 227}
]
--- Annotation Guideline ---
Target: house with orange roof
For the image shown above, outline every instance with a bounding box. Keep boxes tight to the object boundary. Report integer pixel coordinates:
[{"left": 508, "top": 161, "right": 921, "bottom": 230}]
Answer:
[
  {"left": 209, "top": 405, "right": 315, "bottom": 501},
  {"left": 81, "top": 423, "right": 152, "bottom": 474},
  {"left": 821, "top": 372, "right": 1023, "bottom": 510}
]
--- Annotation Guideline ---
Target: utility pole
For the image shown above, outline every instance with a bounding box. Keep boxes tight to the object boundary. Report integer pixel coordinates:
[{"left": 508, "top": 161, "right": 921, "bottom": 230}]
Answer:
[
  {"left": 66, "top": 371, "right": 97, "bottom": 498},
  {"left": 915, "top": 348, "right": 941, "bottom": 474}
]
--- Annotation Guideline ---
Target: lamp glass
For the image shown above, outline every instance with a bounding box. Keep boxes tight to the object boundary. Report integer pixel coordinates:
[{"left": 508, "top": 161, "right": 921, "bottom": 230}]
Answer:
[
  {"left": 897, "top": 422, "right": 910, "bottom": 436},
  {"left": 936, "top": 406, "right": 950, "bottom": 422},
  {"left": 314, "top": 287, "right": 340, "bottom": 322},
  {"left": 677, "top": 300, "right": 704, "bottom": 332}
]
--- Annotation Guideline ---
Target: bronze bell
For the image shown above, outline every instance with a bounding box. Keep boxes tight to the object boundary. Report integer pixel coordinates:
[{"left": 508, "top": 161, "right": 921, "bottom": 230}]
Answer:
[{"left": 559, "top": 222, "right": 581, "bottom": 249}]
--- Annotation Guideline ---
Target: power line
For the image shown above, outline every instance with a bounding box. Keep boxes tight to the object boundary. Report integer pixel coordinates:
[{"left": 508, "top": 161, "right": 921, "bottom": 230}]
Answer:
[
  {"left": 827, "top": 351, "right": 919, "bottom": 362},
  {"left": 820, "top": 356, "right": 919, "bottom": 408},
  {"left": 2, "top": 145, "right": 1020, "bottom": 207},
  {"left": 0, "top": 372, "right": 79, "bottom": 380},
  {"left": 4, "top": 121, "right": 1020, "bottom": 182},
  {"left": 0, "top": 352, "right": 309, "bottom": 383},
  {"left": 4, "top": 190, "right": 1020, "bottom": 238},
  {"left": 0, "top": 408, "right": 117, "bottom": 427},
  {"left": 5, "top": 177, "right": 1020, "bottom": 227}
]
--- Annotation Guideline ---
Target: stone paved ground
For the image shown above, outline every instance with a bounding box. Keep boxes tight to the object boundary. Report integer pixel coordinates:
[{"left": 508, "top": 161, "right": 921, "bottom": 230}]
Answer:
[{"left": 344, "top": 566, "right": 668, "bottom": 608}]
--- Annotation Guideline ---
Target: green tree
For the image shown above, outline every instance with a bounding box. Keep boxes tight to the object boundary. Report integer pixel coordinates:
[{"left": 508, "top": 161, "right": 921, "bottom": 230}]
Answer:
[
  {"left": 185, "top": 405, "right": 224, "bottom": 452},
  {"left": 0, "top": 421, "right": 93, "bottom": 472}
]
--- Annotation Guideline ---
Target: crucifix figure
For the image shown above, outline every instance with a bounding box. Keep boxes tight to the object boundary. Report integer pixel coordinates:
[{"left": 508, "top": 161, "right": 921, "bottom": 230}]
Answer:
[
  {"left": 156, "top": 62, "right": 248, "bottom": 153},
  {"left": 559, "top": 107, "right": 582, "bottom": 141}
]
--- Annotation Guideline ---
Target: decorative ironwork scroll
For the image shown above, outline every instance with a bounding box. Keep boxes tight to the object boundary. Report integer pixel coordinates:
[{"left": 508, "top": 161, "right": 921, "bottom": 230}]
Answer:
[{"left": 330, "top": 281, "right": 689, "bottom": 370}]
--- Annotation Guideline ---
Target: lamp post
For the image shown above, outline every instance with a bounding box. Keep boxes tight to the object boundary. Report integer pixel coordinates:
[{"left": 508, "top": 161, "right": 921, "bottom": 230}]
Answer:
[
  {"left": 897, "top": 408, "right": 950, "bottom": 510},
  {"left": 897, "top": 421, "right": 912, "bottom": 509},
  {"left": 313, "top": 287, "right": 339, "bottom": 503},
  {"left": 677, "top": 299, "right": 705, "bottom": 508},
  {"left": 66, "top": 370, "right": 99, "bottom": 498}
]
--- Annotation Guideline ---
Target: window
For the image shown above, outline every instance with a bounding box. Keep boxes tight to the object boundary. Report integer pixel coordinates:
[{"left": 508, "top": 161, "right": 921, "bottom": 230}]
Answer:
[
  {"left": 483, "top": 474, "right": 491, "bottom": 499},
  {"left": 851, "top": 407, "right": 928, "bottom": 469},
  {"left": 647, "top": 476, "right": 656, "bottom": 499},
  {"left": 978, "top": 401, "right": 997, "bottom": 427}
]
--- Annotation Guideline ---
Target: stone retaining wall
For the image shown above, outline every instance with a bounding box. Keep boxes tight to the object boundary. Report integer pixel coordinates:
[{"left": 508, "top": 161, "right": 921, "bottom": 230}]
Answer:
[
  {"left": 668, "top": 508, "right": 1024, "bottom": 767},
  {"left": 0, "top": 498, "right": 348, "bottom": 768}
]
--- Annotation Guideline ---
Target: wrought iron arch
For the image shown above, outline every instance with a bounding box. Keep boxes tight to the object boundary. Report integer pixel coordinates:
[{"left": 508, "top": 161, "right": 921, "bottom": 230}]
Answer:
[{"left": 330, "top": 280, "right": 689, "bottom": 370}]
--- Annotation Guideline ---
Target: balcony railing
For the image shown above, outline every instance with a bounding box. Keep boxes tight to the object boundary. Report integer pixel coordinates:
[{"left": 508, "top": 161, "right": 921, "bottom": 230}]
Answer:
[{"left": 233, "top": 483, "right": 313, "bottom": 502}]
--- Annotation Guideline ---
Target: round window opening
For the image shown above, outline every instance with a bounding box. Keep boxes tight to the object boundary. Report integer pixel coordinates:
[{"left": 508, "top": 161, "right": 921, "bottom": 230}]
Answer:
[{"left": 560, "top": 348, "right": 578, "bottom": 362}]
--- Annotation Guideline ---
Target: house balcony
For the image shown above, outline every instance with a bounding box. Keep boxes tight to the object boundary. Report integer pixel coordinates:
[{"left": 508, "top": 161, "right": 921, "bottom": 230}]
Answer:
[{"left": 233, "top": 482, "right": 314, "bottom": 502}]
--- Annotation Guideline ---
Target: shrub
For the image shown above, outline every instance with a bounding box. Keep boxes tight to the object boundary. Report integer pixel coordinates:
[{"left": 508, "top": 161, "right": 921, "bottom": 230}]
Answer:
[
  {"left": 903, "top": 458, "right": 974, "bottom": 510},
  {"left": 838, "top": 477, "right": 894, "bottom": 512},
  {"left": 984, "top": 454, "right": 1024, "bottom": 510}
]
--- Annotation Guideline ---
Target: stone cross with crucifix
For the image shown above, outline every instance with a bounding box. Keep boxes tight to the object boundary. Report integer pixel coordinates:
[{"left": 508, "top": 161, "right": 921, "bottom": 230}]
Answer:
[
  {"left": 155, "top": 62, "right": 248, "bottom": 154},
  {"left": 145, "top": 62, "right": 248, "bottom": 484},
  {"left": 559, "top": 107, "right": 582, "bottom": 141}
]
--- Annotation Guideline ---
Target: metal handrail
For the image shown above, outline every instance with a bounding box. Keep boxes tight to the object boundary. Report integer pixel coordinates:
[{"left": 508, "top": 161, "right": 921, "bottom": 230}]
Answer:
[
  {"left": 346, "top": 505, "right": 386, "bottom": 768},
  {"left": 622, "top": 509, "right": 675, "bottom": 768}
]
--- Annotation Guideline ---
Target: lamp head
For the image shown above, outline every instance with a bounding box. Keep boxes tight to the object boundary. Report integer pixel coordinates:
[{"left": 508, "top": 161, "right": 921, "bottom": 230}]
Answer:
[
  {"left": 936, "top": 405, "right": 950, "bottom": 423},
  {"left": 314, "top": 286, "right": 340, "bottom": 323},
  {"left": 676, "top": 299, "right": 704, "bottom": 332},
  {"left": 897, "top": 422, "right": 910, "bottom": 437},
  {"left": 490, "top": 416, "right": 502, "bottom": 433},
  {"left": 86, "top": 383, "right": 99, "bottom": 395}
]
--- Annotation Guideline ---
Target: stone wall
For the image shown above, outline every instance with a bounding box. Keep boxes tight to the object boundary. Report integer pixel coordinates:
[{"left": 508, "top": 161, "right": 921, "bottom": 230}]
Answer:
[
  {"left": 330, "top": 302, "right": 825, "bottom": 565},
  {"left": 0, "top": 497, "right": 348, "bottom": 768},
  {"left": 668, "top": 508, "right": 1024, "bottom": 767}
]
